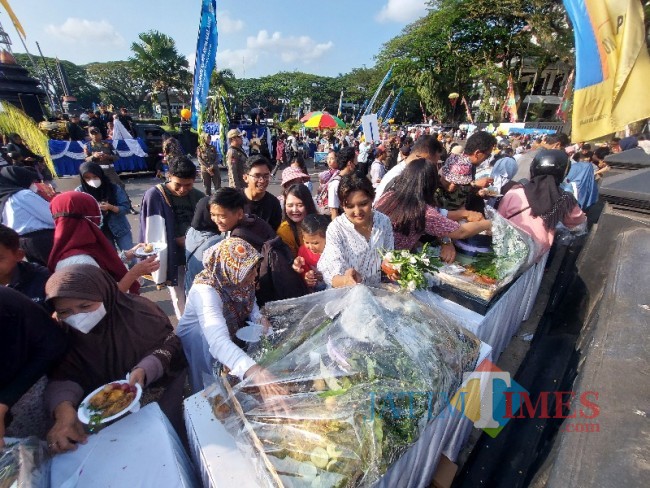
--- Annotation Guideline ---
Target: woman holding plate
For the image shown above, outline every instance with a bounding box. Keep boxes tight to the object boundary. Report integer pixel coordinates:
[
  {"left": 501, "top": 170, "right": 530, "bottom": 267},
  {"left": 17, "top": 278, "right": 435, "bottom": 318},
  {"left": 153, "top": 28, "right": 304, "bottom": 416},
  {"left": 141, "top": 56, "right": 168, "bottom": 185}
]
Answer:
[{"left": 44, "top": 264, "right": 187, "bottom": 454}]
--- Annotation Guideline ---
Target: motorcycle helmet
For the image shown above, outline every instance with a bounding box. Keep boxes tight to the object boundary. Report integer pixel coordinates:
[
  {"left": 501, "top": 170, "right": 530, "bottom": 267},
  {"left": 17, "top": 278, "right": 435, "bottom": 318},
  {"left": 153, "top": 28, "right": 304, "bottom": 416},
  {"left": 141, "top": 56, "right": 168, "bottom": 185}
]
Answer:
[{"left": 530, "top": 149, "right": 570, "bottom": 185}]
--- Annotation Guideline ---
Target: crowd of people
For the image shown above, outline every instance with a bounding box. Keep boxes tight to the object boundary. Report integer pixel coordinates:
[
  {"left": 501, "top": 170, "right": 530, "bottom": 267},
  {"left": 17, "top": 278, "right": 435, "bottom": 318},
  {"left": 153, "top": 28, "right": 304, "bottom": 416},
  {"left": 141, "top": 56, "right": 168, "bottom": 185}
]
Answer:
[{"left": 2, "top": 117, "right": 646, "bottom": 460}]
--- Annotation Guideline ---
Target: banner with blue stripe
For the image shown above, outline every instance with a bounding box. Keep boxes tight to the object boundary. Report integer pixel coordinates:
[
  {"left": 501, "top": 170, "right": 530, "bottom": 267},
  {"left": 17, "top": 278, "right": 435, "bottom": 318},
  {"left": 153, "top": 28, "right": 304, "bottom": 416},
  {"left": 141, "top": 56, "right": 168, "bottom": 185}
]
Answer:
[{"left": 191, "top": 0, "right": 218, "bottom": 130}]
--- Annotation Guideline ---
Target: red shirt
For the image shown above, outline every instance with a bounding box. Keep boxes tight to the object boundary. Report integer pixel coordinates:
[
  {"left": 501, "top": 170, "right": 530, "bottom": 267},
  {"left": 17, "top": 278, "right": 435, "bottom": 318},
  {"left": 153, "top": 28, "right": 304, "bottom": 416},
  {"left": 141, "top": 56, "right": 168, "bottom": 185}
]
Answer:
[{"left": 297, "top": 244, "right": 320, "bottom": 275}]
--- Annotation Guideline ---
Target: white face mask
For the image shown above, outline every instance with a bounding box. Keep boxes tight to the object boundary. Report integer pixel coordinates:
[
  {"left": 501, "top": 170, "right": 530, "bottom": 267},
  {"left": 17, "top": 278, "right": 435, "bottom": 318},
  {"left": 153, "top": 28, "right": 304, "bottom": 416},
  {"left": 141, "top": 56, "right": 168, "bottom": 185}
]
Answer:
[
  {"left": 29, "top": 183, "right": 39, "bottom": 193},
  {"left": 65, "top": 303, "right": 107, "bottom": 333},
  {"left": 87, "top": 178, "right": 102, "bottom": 189}
]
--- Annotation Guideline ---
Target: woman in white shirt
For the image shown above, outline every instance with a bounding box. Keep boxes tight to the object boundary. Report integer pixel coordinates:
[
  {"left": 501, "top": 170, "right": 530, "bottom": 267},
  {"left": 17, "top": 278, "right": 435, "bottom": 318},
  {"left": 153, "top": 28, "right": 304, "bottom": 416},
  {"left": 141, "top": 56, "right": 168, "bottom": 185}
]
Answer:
[
  {"left": 177, "top": 237, "right": 285, "bottom": 402},
  {"left": 0, "top": 166, "right": 54, "bottom": 265},
  {"left": 318, "top": 174, "right": 394, "bottom": 287}
]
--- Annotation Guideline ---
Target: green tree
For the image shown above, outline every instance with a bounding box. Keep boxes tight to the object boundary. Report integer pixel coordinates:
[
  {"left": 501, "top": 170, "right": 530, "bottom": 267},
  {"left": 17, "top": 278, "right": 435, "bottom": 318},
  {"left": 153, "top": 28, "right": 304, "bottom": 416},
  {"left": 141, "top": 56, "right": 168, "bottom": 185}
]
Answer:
[
  {"left": 14, "top": 53, "right": 100, "bottom": 109},
  {"left": 377, "top": 0, "right": 571, "bottom": 123},
  {"left": 85, "top": 61, "right": 149, "bottom": 110},
  {"left": 129, "top": 30, "right": 189, "bottom": 120}
]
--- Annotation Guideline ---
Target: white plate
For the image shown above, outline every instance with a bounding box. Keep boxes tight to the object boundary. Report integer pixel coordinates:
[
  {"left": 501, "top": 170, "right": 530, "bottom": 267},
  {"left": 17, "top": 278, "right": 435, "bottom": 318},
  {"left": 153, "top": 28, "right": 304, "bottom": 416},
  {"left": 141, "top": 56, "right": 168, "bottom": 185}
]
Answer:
[
  {"left": 134, "top": 242, "right": 166, "bottom": 257},
  {"left": 236, "top": 323, "right": 271, "bottom": 343},
  {"left": 78, "top": 380, "right": 142, "bottom": 424}
]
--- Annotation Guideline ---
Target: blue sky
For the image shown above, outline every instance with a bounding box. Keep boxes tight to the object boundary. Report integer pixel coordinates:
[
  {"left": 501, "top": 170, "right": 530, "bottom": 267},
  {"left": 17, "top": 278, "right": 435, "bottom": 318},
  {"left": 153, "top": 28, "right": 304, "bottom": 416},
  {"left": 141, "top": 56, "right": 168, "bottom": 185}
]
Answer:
[{"left": 2, "top": 0, "right": 429, "bottom": 78}]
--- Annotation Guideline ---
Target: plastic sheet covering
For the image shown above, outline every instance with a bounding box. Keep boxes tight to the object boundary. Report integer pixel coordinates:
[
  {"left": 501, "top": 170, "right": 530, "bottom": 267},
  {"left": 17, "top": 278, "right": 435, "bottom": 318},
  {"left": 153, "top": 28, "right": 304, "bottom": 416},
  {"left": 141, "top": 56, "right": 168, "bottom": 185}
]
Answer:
[
  {"left": 433, "top": 206, "right": 535, "bottom": 303},
  {"left": 0, "top": 437, "right": 50, "bottom": 488},
  {"left": 211, "top": 285, "right": 481, "bottom": 487}
]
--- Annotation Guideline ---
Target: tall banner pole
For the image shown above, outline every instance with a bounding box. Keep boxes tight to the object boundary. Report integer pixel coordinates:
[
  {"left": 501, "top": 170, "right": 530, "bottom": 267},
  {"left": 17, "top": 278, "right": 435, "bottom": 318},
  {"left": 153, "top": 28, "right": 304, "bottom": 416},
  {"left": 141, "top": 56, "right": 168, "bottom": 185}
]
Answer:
[
  {"left": 190, "top": 0, "right": 218, "bottom": 131},
  {"left": 362, "top": 66, "right": 393, "bottom": 117}
]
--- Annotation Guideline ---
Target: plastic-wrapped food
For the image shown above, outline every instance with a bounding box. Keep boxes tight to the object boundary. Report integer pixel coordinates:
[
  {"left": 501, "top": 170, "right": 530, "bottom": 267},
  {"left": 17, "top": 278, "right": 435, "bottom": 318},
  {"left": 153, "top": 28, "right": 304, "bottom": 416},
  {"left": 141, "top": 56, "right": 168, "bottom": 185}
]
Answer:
[
  {"left": 211, "top": 285, "right": 481, "bottom": 487},
  {"left": 0, "top": 437, "right": 49, "bottom": 488},
  {"left": 432, "top": 207, "right": 534, "bottom": 303}
]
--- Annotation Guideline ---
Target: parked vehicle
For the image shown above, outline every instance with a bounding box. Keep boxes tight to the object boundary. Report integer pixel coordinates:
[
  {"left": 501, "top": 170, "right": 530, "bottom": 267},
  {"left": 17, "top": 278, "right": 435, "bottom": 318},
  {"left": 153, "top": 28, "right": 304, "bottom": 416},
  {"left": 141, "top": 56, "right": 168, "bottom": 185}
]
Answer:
[{"left": 132, "top": 122, "right": 167, "bottom": 171}]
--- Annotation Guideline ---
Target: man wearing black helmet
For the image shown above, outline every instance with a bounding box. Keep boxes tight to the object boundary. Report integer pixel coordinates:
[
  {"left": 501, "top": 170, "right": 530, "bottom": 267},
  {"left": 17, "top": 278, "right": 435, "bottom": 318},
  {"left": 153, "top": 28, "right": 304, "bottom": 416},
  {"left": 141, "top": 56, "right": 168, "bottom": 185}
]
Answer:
[
  {"left": 512, "top": 132, "right": 571, "bottom": 183},
  {"left": 498, "top": 149, "right": 586, "bottom": 261}
]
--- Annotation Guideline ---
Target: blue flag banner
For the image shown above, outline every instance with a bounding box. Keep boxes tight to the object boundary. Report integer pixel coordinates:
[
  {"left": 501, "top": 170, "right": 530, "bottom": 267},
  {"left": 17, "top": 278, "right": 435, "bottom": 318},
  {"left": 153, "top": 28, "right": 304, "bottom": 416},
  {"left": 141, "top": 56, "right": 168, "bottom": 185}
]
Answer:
[
  {"left": 383, "top": 89, "right": 403, "bottom": 126},
  {"left": 363, "top": 66, "right": 393, "bottom": 117},
  {"left": 353, "top": 99, "right": 368, "bottom": 125},
  {"left": 376, "top": 93, "right": 392, "bottom": 121},
  {"left": 191, "top": 0, "right": 218, "bottom": 130}
]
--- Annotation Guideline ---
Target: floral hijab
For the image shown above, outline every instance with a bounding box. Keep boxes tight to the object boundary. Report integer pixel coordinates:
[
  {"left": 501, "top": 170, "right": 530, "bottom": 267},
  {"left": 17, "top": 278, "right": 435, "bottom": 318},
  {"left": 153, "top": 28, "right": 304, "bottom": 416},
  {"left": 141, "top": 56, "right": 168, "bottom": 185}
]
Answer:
[{"left": 194, "top": 237, "right": 261, "bottom": 337}]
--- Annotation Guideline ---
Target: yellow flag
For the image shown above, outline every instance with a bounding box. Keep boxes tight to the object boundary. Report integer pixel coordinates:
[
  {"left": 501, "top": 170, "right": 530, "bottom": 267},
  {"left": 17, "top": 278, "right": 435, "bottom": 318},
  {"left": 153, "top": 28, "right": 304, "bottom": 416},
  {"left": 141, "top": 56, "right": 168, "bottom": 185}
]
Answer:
[
  {"left": 563, "top": 0, "right": 650, "bottom": 141},
  {"left": 0, "top": 0, "right": 26, "bottom": 39}
]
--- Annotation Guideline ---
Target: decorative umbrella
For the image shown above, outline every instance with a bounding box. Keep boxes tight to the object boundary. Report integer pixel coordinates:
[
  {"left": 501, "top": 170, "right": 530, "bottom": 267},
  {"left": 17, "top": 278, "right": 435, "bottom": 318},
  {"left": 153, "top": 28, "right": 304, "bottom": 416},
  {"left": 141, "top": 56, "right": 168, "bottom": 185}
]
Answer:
[
  {"left": 300, "top": 111, "right": 321, "bottom": 122},
  {"left": 303, "top": 112, "right": 346, "bottom": 129}
]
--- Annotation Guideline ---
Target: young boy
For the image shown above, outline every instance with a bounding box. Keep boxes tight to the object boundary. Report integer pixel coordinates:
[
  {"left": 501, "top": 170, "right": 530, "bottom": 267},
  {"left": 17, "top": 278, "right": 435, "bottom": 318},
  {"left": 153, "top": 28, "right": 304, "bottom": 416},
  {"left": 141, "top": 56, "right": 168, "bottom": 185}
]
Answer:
[
  {"left": 0, "top": 224, "right": 51, "bottom": 309},
  {"left": 292, "top": 214, "right": 329, "bottom": 291},
  {"left": 241, "top": 155, "right": 282, "bottom": 231},
  {"left": 209, "top": 187, "right": 276, "bottom": 250},
  {"left": 140, "top": 156, "right": 205, "bottom": 319}
]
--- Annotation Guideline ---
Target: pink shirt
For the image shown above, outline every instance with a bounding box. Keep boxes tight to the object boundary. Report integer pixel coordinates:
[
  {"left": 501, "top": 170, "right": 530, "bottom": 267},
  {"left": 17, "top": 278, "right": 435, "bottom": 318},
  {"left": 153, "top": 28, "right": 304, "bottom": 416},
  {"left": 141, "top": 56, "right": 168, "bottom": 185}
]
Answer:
[{"left": 498, "top": 187, "right": 586, "bottom": 260}]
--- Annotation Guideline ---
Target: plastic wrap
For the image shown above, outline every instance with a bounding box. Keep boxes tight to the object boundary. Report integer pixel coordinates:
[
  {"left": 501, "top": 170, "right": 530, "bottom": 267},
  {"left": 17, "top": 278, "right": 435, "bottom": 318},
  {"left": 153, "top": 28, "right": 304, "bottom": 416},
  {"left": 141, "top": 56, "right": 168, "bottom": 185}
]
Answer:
[
  {"left": 210, "top": 285, "right": 481, "bottom": 487},
  {"left": 0, "top": 437, "right": 49, "bottom": 488},
  {"left": 432, "top": 207, "right": 534, "bottom": 303}
]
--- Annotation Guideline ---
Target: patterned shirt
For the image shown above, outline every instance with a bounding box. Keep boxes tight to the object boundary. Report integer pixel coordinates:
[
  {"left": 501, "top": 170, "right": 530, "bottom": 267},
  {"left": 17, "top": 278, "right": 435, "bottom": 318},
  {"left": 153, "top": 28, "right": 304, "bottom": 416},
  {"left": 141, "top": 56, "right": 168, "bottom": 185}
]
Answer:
[
  {"left": 196, "top": 144, "right": 218, "bottom": 170},
  {"left": 318, "top": 211, "right": 394, "bottom": 287},
  {"left": 377, "top": 192, "right": 460, "bottom": 250}
]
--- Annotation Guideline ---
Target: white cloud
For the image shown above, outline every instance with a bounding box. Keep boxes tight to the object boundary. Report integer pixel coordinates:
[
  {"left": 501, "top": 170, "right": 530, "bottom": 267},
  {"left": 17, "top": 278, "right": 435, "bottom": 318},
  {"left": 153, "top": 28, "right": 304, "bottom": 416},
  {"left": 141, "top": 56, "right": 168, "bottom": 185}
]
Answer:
[
  {"left": 218, "top": 48, "right": 260, "bottom": 74},
  {"left": 218, "top": 11, "right": 244, "bottom": 34},
  {"left": 217, "top": 30, "right": 333, "bottom": 77},
  {"left": 45, "top": 18, "right": 125, "bottom": 47},
  {"left": 376, "top": 0, "right": 428, "bottom": 23},
  {"left": 186, "top": 52, "right": 196, "bottom": 71},
  {"left": 246, "top": 30, "right": 333, "bottom": 63}
]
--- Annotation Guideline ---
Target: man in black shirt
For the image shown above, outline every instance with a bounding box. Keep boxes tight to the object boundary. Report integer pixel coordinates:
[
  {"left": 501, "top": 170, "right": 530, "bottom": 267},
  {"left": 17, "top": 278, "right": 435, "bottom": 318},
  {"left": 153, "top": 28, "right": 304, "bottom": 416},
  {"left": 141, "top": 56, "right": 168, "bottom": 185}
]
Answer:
[
  {"left": 242, "top": 155, "right": 282, "bottom": 231},
  {"left": 66, "top": 114, "right": 86, "bottom": 142},
  {"left": 0, "top": 224, "right": 52, "bottom": 311},
  {"left": 117, "top": 107, "right": 135, "bottom": 136}
]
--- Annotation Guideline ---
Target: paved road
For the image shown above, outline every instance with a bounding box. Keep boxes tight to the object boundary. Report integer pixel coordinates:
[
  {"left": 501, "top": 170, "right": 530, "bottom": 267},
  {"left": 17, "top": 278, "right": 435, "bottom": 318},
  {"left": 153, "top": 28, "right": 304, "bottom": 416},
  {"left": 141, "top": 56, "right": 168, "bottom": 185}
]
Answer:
[{"left": 56, "top": 161, "right": 323, "bottom": 326}]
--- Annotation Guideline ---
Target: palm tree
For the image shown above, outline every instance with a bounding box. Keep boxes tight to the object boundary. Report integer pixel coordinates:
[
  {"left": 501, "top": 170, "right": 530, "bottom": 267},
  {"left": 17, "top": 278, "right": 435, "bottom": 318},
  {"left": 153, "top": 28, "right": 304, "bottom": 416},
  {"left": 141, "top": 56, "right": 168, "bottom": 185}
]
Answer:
[{"left": 129, "top": 30, "right": 189, "bottom": 121}]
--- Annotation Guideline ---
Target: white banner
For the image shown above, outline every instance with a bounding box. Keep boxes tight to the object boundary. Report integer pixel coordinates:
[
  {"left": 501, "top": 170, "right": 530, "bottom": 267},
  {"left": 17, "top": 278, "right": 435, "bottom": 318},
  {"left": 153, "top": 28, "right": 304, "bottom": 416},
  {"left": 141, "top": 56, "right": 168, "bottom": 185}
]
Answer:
[{"left": 361, "top": 114, "right": 380, "bottom": 143}]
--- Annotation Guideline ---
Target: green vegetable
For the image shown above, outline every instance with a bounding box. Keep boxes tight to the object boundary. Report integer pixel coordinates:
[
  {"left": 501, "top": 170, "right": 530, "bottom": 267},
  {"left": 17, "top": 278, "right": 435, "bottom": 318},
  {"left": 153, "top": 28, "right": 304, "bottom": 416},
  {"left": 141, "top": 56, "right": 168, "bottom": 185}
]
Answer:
[
  {"left": 469, "top": 253, "right": 499, "bottom": 280},
  {"left": 310, "top": 447, "right": 329, "bottom": 469},
  {"left": 381, "top": 243, "right": 441, "bottom": 291},
  {"left": 327, "top": 444, "right": 343, "bottom": 459}
]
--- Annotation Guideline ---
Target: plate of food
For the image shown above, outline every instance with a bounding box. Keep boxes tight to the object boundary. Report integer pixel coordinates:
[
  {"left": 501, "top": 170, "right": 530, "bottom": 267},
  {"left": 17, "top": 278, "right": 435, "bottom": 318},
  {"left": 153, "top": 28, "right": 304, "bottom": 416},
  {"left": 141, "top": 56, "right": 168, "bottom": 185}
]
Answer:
[
  {"left": 78, "top": 380, "right": 142, "bottom": 425},
  {"left": 483, "top": 186, "right": 501, "bottom": 198},
  {"left": 134, "top": 242, "right": 166, "bottom": 257}
]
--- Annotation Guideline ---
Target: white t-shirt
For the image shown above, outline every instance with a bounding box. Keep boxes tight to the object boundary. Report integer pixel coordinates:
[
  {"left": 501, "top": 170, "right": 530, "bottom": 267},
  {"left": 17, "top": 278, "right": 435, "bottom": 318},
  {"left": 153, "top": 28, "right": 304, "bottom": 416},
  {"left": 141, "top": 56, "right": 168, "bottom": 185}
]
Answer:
[
  {"left": 369, "top": 161, "right": 386, "bottom": 188},
  {"left": 328, "top": 177, "right": 341, "bottom": 210},
  {"left": 373, "top": 161, "right": 406, "bottom": 204}
]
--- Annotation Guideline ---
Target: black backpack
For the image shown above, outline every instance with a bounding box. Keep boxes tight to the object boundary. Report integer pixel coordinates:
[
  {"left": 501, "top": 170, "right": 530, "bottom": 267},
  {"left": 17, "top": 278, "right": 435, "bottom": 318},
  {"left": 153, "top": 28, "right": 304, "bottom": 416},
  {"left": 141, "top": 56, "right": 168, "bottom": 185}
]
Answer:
[{"left": 256, "top": 236, "right": 308, "bottom": 306}]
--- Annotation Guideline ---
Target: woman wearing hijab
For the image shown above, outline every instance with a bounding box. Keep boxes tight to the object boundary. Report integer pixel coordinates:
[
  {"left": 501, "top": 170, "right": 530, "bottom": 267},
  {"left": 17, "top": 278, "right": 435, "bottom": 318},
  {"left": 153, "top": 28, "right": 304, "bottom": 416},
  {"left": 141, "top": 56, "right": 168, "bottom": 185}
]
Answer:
[
  {"left": 0, "top": 287, "right": 67, "bottom": 447},
  {"left": 0, "top": 166, "right": 55, "bottom": 265},
  {"left": 499, "top": 150, "right": 586, "bottom": 261},
  {"left": 44, "top": 265, "right": 187, "bottom": 454},
  {"left": 184, "top": 195, "right": 224, "bottom": 294},
  {"left": 48, "top": 192, "right": 157, "bottom": 294},
  {"left": 75, "top": 162, "right": 134, "bottom": 253},
  {"left": 177, "top": 238, "right": 285, "bottom": 403}
]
